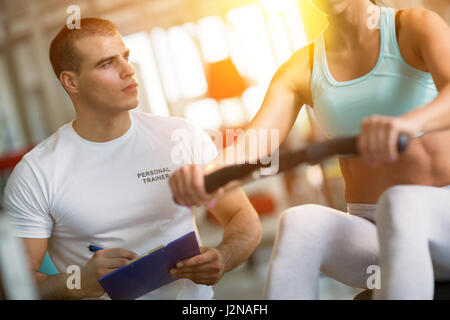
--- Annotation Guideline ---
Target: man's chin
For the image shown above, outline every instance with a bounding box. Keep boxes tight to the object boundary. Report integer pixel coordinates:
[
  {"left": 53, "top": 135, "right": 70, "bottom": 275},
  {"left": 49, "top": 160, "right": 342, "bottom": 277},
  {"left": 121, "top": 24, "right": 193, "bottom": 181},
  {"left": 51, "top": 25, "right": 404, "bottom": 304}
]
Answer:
[
  {"left": 94, "top": 97, "right": 139, "bottom": 113},
  {"left": 122, "top": 98, "right": 139, "bottom": 110},
  {"left": 126, "top": 102, "right": 139, "bottom": 110}
]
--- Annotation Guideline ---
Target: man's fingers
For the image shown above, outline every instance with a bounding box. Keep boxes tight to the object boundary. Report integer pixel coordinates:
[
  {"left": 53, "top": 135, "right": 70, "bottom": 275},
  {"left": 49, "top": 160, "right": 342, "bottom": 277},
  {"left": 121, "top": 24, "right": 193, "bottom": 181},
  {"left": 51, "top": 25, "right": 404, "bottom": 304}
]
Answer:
[
  {"left": 95, "top": 267, "right": 112, "bottom": 278},
  {"left": 173, "top": 262, "right": 221, "bottom": 274},
  {"left": 100, "top": 248, "right": 137, "bottom": 260},
  {"left": 177, "top": 249, "right": 216, "bottom": 268},
  {"left": 177, "top": 254, "right": 209, "bottom": 268},
  {"left": 171, "top": 269, "right": 218, "bottom": 279},
  {"left": 170, "top": 270, "right": 218, "bottom": 283},
  {"left": 172, "top": 274, "right": 218, "bottom": 285},
  {"left": 192, "top": 279, "right": 217, "bottom": 285},
  {"left": 100, "top": 257, "right": 131, "bottom": 269}
]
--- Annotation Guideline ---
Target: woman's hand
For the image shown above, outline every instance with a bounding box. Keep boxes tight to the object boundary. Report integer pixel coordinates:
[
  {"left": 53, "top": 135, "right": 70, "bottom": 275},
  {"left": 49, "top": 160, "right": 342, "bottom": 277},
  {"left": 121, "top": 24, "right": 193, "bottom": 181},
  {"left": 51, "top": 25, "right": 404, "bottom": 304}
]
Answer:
[
  {"left": 357, "top": 115, "right": 422, "bottom": 167},
  {"left": 169, "top": 163, "right": 224, "bottom": 208}
]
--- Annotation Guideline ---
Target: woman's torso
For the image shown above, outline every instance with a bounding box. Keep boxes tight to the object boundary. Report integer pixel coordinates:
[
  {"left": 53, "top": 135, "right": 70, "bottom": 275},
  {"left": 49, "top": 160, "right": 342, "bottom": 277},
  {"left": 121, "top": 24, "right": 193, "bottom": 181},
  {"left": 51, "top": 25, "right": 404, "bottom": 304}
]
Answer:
[{"left": 299, "top": 7, "right": 450, "bottom": 203}]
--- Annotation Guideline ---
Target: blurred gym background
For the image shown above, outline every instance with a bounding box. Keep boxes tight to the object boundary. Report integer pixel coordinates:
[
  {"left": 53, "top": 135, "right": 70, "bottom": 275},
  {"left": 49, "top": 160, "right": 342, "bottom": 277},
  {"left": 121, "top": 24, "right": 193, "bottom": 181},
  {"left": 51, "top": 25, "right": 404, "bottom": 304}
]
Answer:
[{"left": 0, "top": 0, "right": 448, "bottom": 299}]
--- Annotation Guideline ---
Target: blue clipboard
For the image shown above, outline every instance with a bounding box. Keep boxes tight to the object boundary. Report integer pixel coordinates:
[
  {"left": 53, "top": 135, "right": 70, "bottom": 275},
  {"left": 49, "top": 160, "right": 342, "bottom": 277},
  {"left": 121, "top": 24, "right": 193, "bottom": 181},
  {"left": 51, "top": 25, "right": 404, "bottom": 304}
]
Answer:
[{"left": 98, "top": 231, "right": 201, "bottom": 300}]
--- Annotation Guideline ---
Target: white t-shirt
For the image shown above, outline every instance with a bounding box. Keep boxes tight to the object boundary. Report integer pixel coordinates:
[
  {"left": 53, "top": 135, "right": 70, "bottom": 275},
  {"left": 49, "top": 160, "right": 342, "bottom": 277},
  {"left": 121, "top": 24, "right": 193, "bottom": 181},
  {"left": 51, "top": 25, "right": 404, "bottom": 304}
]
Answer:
[{"left": 3, "top": 110, "right": 218, "bottom": 300}]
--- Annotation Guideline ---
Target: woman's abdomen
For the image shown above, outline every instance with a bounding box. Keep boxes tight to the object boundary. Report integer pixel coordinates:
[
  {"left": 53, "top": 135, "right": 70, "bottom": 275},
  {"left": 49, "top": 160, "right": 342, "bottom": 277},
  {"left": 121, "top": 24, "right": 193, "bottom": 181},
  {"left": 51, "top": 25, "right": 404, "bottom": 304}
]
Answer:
[{"left": 339, "top": 131, "right": 450, "bottom": 204}]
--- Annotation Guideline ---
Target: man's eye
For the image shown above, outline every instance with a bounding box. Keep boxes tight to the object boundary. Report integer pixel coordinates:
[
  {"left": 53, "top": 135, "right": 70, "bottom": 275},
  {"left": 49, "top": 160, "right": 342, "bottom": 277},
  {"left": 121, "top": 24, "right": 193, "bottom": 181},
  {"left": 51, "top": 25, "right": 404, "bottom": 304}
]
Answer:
[{"left": 102, "top": 62, "right": 112, "bottom": 67}]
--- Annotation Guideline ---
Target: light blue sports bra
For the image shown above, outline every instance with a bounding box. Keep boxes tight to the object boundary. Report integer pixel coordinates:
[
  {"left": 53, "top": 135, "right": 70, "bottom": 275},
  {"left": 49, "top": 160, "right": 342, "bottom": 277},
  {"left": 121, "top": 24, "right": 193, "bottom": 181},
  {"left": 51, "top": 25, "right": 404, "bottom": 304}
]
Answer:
[{"left": 311, "top": 7, "right": 438, "bottom": 138}]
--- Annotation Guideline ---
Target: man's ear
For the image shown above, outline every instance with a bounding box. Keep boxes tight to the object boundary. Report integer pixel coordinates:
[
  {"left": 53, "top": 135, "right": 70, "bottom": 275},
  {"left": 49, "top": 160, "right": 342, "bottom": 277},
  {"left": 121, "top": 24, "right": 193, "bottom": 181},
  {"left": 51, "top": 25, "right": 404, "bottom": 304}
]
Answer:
[{"left": 60, "top": 71, "right": 79, "bottom": 94}]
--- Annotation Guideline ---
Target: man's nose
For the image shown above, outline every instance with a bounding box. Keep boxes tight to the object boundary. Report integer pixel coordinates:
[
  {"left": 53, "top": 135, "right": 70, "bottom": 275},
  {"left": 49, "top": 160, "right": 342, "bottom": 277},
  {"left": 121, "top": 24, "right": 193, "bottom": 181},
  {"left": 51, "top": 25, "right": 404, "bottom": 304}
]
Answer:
[{"left": 120, "top": 58, "right": 135, "bottom": 78}]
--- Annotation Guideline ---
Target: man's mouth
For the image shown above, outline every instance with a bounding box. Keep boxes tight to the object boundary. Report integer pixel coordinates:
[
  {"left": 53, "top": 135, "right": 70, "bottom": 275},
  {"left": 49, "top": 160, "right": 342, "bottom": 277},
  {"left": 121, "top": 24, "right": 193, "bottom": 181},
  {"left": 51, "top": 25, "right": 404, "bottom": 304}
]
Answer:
[{"left": 122, "top": 82, "right": 138, "bottom": 92}]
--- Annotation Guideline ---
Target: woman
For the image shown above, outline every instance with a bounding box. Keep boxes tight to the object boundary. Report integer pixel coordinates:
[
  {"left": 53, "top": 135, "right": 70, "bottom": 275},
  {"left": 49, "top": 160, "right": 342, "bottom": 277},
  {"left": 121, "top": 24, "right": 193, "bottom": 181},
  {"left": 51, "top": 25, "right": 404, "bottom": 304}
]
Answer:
[
  {"left": 382, "top": 1, "right": 449, "bottom": 28},
  {"left": 169, "top": 0, "right": 450, "bottom": 299}
]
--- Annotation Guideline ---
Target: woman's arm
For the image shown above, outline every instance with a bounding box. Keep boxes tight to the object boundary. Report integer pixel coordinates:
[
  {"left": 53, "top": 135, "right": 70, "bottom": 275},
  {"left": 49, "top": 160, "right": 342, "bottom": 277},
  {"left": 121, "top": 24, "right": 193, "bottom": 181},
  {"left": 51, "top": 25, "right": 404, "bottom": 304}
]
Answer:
[
  {"left": 358, "top": 8, "right": 450, "bottom": 165},
  {"left": 401, "top": 8, "right": 450, "bottom": 133},
  {"left": 170, "top": 46, "right": 313, "bottom": 206},
  {"left": 215, "top": 63, "right": 305, "bottom": 167}
]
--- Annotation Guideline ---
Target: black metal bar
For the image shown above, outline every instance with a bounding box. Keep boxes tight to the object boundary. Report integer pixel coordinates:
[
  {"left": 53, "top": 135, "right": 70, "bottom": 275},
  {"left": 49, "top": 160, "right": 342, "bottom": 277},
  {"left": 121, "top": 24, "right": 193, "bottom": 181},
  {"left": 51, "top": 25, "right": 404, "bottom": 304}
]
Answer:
[{"left": 204, "top": 133, "right": 410, "bottom": 193}]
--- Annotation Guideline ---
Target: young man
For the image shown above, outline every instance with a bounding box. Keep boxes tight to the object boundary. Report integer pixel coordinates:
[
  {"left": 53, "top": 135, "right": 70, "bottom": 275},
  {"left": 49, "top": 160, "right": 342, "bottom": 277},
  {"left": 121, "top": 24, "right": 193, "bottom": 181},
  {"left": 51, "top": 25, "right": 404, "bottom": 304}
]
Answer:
[{"left": 3, "top": 18, "right": 261, "bottom": 300}]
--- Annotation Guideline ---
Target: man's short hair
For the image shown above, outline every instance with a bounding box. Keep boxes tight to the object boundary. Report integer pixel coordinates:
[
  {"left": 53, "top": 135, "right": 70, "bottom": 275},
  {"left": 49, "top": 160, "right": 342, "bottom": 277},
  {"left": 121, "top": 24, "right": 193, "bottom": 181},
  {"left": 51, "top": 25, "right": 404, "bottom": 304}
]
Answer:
[{"left": 49, "top": 18, "right": 118, "bottom": 78}]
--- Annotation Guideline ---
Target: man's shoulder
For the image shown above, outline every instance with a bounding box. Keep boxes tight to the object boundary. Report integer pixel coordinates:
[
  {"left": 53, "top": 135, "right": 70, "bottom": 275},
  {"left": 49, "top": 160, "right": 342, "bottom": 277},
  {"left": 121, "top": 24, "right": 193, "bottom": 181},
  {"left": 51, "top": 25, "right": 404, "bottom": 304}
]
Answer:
[
  {"left": 132, "top": 111, "right": 201, "bottom": 134},
  {"left": 22, "top": 123, "right": 72, "bottom": 169}
]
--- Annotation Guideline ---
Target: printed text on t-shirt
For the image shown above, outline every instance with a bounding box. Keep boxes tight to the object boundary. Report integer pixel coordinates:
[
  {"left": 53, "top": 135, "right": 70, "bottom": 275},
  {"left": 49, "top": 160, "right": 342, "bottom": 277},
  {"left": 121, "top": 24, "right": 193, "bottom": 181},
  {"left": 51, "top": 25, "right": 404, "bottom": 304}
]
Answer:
[{"left": 137, "top": 168, "right": 171, "bottom": 184}]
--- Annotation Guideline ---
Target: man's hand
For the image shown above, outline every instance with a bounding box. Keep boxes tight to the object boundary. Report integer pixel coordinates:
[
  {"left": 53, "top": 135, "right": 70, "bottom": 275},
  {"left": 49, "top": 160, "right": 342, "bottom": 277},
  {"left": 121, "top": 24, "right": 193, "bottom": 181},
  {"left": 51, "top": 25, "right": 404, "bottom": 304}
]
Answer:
[
  {"left": 79, "top": 248, "right": 137, "bottom": 298},
  {"left": 357, "top": 115, "right": 421, "bottom": 167},
  {"left": 169, "top": 247, "right": 226, "bottom": 286}
]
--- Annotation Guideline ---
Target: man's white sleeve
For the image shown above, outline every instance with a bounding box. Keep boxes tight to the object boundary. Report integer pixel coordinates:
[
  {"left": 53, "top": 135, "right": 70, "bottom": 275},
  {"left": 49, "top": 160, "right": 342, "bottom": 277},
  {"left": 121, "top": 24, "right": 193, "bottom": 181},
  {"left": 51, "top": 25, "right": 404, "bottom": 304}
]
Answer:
[{"left": 3, "top": 160, "right": 53, "bottom": 238}]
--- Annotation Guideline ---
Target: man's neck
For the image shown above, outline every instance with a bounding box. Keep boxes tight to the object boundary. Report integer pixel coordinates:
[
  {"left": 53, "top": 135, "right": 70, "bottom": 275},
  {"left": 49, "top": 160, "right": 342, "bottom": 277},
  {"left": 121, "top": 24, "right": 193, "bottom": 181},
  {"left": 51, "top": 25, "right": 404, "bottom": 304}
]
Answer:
[{"left": 72, "top": 109, "right": 132, "bottom": 143}]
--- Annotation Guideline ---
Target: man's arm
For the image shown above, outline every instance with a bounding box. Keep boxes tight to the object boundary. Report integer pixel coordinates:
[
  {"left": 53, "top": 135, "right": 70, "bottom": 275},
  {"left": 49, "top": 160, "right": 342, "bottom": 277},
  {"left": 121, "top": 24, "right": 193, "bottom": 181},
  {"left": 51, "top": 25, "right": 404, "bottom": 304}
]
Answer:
[
  {"left": 170, "top": 187, "right": 262, "bottom": 285},
  {"left": 23, "top": 238, "right": 82, "bottom": 299},
  {"left": 23, "top": 238, "right": 137, "bottom": 299},
  {"left": 211, "top": 188, "right": 262, "bottom": 273}
]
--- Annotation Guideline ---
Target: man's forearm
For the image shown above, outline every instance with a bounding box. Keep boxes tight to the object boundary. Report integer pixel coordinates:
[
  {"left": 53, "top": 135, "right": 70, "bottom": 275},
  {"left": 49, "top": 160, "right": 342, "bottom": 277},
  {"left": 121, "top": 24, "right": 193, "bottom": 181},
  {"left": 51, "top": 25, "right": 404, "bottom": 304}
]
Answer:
[
  {"left": 36, "top": 272, "right": 84, "bottom": 300},
  {"left": 403, "top": 82, "right": 450, "bottom": 133},
  {"left": 216, "top": 209, "right": 262, "bottom": 273}
]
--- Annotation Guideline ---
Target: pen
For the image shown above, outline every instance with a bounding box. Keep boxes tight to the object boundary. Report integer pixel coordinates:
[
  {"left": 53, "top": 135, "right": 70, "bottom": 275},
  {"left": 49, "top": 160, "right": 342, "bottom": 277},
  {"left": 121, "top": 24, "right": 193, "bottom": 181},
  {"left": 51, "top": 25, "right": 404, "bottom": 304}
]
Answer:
[{"left": 88, "top": 245, "right": 104, "bottom": 253}]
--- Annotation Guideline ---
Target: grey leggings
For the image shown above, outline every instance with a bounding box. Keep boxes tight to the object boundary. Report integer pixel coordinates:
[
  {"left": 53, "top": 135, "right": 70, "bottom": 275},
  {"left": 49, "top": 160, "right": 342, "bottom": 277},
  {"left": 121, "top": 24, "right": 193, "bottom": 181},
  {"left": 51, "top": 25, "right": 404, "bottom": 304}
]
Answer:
[{"left": 264, "top": 184, "right": 450, "bottom": 299}]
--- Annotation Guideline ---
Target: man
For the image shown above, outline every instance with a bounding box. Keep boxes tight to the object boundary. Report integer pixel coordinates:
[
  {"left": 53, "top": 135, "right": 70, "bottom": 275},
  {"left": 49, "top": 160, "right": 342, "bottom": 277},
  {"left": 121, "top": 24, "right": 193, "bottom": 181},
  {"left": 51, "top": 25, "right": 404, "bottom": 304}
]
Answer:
[{"left": 3, "top": 18, "right": 261, "bottom": 300}]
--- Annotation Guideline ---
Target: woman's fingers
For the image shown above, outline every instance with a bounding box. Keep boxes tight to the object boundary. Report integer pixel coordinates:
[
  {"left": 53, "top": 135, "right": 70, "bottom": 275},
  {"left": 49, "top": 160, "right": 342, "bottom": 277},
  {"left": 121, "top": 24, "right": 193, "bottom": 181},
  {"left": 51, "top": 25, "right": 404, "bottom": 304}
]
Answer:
[
  {"left": 361, "top": 116, "right": 402, "bottom": 166},
  {"left": 169, "top": 164, "right": 219, "bottom": 207}
]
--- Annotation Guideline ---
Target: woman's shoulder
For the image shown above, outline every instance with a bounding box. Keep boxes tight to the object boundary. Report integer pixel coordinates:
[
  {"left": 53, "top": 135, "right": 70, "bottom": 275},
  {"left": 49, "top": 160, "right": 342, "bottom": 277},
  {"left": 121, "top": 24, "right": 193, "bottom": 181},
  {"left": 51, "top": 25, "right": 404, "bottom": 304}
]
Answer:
[
  {"left": 272, "top": 42, "right": 315, "bottom": 103},
  {"left": 278, "top": 43, "right": 315, "bottom": 77},
  {"left": 394, "top": 6, "right": 448, "bottom": 70},
  {"left": 395, "top": 6, "right": 446, "bottom": 34}
]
